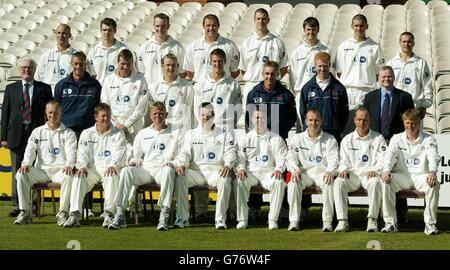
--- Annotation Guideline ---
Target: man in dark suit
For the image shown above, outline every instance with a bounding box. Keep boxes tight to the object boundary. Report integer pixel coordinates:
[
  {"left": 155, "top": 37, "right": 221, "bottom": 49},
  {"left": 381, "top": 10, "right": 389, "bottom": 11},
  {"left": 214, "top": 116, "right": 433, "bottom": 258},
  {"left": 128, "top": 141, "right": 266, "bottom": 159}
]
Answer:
[
  {"left": 1, "top": 58, "right": 53, "bottom": 217},
  {"left": 363, "top": 65, "right": 415, "bottom": 223}
]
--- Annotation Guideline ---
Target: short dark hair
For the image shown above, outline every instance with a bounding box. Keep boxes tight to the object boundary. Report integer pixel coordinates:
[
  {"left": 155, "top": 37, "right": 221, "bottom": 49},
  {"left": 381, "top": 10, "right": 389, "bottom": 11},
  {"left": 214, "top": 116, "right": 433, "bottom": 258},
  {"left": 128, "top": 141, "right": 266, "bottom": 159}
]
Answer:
[
  {"left": 254, "top": 8, "right": 269, "bottom": 18},
  {"left": 117, "top": 49, "right": 134, "bottom": 63},
  {"left": 200, "top": 102, "right": 215, "bottom": 117},
  {"left": 94, "top": 103, "right": 111, "bottom": 116},
  {"left": 203, "top": 14, "right": 220, "bottom": 26},
  {"left": 399, "top": 31, "right": 415, "bottom": 42},
  {"left": 71, "top": 51, "right": 86, "bottom": 63},
  {"left": 352, "top": 14, "right": 368, "bottom": 25},
  {"left": 154, "top": 13, "right": 170, "bottom": 24},
  {"left": 303, "top": 17, "right": 320, "bottom": 29},
  {"left": 101, "top": 17, "right": 117, "bottom": 30},
  {"left": 210, "top": 48, "right": 226, "bottom": 62}
]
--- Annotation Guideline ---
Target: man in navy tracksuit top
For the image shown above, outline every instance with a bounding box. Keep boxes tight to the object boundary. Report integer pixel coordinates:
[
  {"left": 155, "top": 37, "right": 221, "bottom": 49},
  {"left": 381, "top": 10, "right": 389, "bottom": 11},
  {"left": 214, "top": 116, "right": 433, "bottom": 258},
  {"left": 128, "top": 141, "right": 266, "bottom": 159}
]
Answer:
[
  {"left": 299, "top": 52, "right": 349, "bottom": 143},
  {"left": 54, "top": 51, "right": 102, "bottom": 139},
  {"left": 245, "top": 61, "right": 297, "bottom": 220},
  {"left": 245, "top": 62, "right": 296, "bottom": 140}
]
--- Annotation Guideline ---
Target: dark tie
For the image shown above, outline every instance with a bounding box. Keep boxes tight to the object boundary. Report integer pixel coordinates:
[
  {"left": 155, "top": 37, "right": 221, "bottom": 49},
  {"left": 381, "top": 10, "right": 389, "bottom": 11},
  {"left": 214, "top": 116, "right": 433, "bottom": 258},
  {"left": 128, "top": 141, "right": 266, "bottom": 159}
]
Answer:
[
  {"left": 381, "top": 93, "right": 390, "bottom": 136},
  {"left": 22, "top": 83, "right": 31, "bottom": 125}
]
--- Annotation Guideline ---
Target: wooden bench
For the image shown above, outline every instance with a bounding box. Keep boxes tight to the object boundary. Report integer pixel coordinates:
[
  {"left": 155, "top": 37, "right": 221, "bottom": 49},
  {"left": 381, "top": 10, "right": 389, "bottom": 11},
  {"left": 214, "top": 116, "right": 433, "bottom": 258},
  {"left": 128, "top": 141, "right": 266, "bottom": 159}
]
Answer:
[
  {"left": 96, "top": 183, "right": 427, "bottom": 225},
  {"left": 31, "top": 182, "right": 104, "bottom": 221}
]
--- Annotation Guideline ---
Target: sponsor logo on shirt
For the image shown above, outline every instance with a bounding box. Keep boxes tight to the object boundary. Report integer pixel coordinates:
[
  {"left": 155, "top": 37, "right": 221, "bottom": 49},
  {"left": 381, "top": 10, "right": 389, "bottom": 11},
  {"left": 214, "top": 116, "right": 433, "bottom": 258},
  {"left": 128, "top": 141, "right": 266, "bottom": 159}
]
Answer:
[
  {"left": 406, "top": 158, "right": 420, "bottom": 165},
  {"left": 216, "top": 97, "right": 223, "bottom": 104},
  {"left": 169, "top": 100, "right": 176, "bottom": 107},
  {"left": 361, "top": 154, "right": 369, "bottom": 162},
  {"left": 63, "top": 88, "right": 73, "bottom": 95},
  {"left": 104, "top": 150, "right": 111, "bottom": 157},
  {"left": 159, "top": 144, "right": 166, "bottom": 150},
  {"left": 108, "top": 65, "right": 115, "bottom": 72},
  {"left": 117, "top": 95, "right": 130, "bottom": 103},
  {"left": 59, "top": 69, "right": 66, "bottom": 76},
  {"left": 52, "top": 148, "right": 60, "bottom": 155},
  {"left": 404, "top": 77, "right": 412, "bottom": 85}
]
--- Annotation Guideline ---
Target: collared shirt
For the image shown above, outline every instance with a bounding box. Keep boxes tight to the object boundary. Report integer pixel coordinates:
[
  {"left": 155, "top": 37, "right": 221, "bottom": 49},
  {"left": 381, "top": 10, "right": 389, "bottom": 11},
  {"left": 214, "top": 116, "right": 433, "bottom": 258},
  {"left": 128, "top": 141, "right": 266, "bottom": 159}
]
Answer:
[
  {"left": 334, "top": 37, "right": 384, "bottom": 89},
  {"left": 338, "top": 129, "right": 387, "bottom": 173},
  {"left": 315, "top": 76, "right": 330, "bottom": 91},
  {"left": 130, "top": 123, "right": 182, "bottom": 169},
  {"left": 174, "top": 126, "right": 237, "bottom": 170},
  {"left": 21, "top": 80, "right": 34, "bottom": 102},
  {"left": 386, "top": 53, "right": 433, "bottom": 108},
  {"left": 289, "top": 40, "right": 329, "bottom": 93},
  {"left": 380, "top": 86, "right": 393, "bottom": 117},
  {"left": 149, "top": 76, "right": 194, "bottom": 133},
  {"left": 35, "top": 46, "right": 77, "bottom": 89},
  {"left": 193, "top": 74, "right": 242, "bottom": 131},
  {"left": 286, "top": 129, "right": 339, "bottom": 175},
  {"left": 183, "top": 34, "right": 240, "bottom": 82},
  {"left": 136, "top": 35, "right": 185, "bottom": 83},
  {"left": 22, "top": 122, "right": 77, "bottom": 170},
  {"left": 77, "top": 123, "right": 127, "bottom": 171},
  {"left": 239, "top": 32, "right": 288, "bottom": 82},
  {"left": 87, "top": 39, "right": 129, "bottom": 85},
  {"left": 384, "top": 131, "right": 439, "bottom": 174},
  {"left": 101, "top": 69, "right": 150, "bottom": 130},
  {"left": 237, "top": 129, "right": 286, "bottom": 173}
]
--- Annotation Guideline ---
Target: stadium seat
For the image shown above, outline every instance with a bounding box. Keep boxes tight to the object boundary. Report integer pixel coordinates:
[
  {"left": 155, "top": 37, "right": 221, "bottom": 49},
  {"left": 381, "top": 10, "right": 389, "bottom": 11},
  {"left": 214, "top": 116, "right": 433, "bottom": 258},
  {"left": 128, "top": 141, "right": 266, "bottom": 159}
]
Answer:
[
  {"left": 6, "top": 67, "right": 21, "bottom": 81},
  {"left": 73, "top": 34, "right": 97, "bottom": 46},
  {"left": 0, "top": 66, "right": 5, "bottom": 82},
  {"left": 10, "top": 7, "right": 30, "bottom": 19},
  {"left": 80, "top": 9, "right": 100, "bottom": 21},
  {"left": 33, "top": 8, "right": 53, "bottom": 19},
  {"left": 0, "top": 3, "right": 14, "bottom": 13},
  {"left": 131, "top": 28, "right": 153, "bottom": 40},
  {"left": 182, "top": 1, "right": 202, "bottom": 12},
  {"left": 89, "top": 4, "right": 106, "bottom": 15},
  {"left": 0, "top": 19, "right": 13, "bottom": 31},
  {"left": 68, "top": 21, "right": 87, "bottom": 35},
  {"left": 32, "top": 27, "right": 54, "bottom": 39},
  {"left": 0, "top": 32, "right": 20, "bottom": 46},
  {"left": 31, "top": 47, "right": 50, "bottom": 56},
  {"left": 5, "top": 47, "right": 28, "bottom": 59},
  {"left": 70, "top": 40, "right": 89, "bottom": 54},
  {"left": 2, "top": 13, "right": 22, "bottom": 25},
  {"left": 0, "top": 40, "right": 10, "bottom": 53},
  {"left": 14, "top": 40, "right": 36, "bottom": 53},
  {"left": 428, "top": 0, "right": 448, "bottom": 9},
  {"left": 0, "top": 52, "right": 17, "bottom": 68},
  {"left": 17, "top": 20, "right": 38, "bottom": 32}
]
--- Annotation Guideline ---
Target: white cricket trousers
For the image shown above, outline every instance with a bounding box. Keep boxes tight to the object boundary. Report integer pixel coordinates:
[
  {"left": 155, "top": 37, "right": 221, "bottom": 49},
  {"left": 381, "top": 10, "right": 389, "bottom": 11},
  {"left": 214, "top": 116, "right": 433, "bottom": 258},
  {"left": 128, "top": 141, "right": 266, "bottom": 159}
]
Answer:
[
  {"left": 287, "top": 171, "right": 334, "bottom": 223},
  {"left": 175, "top": 168, "right": 231, "bottom": 223},
  {"left": 115, "top": 166, "right": 175, "bottom": 210},
  {"left": 334, "top": 172, "right": 382, "bottom": 220},
  {"left": 70, "top": 168, "right": 119, "bottom": 214},
  {"left": 382, "top": 173, "right": 439, "bottom": 225},
  {"left": 16, "top": 167, "right": 72, "bottom": 212},
  {"left": 234, "top": 170, "right": 286, "bottom": 223}
]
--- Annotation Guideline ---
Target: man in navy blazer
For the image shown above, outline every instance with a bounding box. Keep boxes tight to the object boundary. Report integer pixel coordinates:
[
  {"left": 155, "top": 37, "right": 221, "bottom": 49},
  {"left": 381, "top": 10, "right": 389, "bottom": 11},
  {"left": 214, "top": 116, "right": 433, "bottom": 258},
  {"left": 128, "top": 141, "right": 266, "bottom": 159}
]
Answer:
[
  {"left": 1, "top": 58, "right": 53, "bottom": 217},
  {"left": 363, "top": 66, "right": 415, "bottom": 141},
  {"left": 363, "top": 65, "right": 414, "bottom": 223}
]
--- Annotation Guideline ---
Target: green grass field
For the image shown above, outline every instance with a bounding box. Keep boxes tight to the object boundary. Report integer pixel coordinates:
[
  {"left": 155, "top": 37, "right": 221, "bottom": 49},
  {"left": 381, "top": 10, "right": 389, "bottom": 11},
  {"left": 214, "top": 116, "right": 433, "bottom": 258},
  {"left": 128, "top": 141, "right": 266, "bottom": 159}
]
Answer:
[{"left": 1, "top": 200, "right": 450, "bottom": 250}]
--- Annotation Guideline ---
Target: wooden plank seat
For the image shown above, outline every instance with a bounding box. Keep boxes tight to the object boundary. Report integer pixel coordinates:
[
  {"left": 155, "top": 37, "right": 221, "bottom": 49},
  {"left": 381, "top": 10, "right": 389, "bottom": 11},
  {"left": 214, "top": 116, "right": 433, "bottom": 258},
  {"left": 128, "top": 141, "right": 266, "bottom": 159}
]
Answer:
[
  {"left": 133, "top": 183, "right": 426, "bottom": 224},
  {"left": 31, "top": 182, "right": 104, "bottom": 221}
]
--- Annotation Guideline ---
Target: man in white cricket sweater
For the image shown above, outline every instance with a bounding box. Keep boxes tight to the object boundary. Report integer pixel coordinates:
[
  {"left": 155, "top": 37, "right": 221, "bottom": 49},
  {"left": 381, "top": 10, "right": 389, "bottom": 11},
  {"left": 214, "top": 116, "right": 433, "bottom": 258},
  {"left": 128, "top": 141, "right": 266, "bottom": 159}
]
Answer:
[
  {"left": 173, "top": 102, "right": 237, "bottom": 229},
  {"left": 234, "top": 107, "right": 287, "bottom": 230},
  {"left": 286, "top": 108, "right": 339, "bottom": 232},
  {"left": 14, "top": 101, "right": 77, "bottom": 225},
  {"left": 64, "top": 103, "right": 127, "bottom": 228},
  {"left": 149, "top": 54, "right": 194, "bottom": 134},
  {"left": 101, "top": 49, "right": 150, "bottom": 146},
  {"left": 87, "top": 17, "right": 128, "bottom": 86},
  {"left": 109, "top": 102, "right": 181, "bottom": 231},
  {"left": 381, "top": 108, "right": 440, "bottom": 235},
  {"left": 334, "top": 107, "right": 386, "bottom": 233}
]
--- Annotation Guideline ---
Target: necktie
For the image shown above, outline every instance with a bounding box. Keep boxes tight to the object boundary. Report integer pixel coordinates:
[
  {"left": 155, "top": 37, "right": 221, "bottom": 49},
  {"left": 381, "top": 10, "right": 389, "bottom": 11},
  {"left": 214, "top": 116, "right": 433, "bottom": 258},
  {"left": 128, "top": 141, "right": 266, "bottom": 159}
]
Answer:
[
  {"left": 381, "top": 93, "right": 390, "bottom": 136},
  {"left": 22, "top": 83, "right": 31, "bottom": 124}
]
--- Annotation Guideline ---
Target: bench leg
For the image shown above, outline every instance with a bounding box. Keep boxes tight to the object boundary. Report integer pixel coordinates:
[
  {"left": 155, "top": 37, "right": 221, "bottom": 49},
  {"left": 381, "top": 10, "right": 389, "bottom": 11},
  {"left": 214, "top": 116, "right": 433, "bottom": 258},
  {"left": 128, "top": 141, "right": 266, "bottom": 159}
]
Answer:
[
  {"left": 100, "top": 191, "right": 104, "bottom": 213},
  {"left": 134, "top": 189, "right": 139, "bottom": 225},
  {"left": 51, "top": 190, "right": 56, "bottom": 215},
  {"left": 143, "top": 191, "right": 148, "bottom": 221}
]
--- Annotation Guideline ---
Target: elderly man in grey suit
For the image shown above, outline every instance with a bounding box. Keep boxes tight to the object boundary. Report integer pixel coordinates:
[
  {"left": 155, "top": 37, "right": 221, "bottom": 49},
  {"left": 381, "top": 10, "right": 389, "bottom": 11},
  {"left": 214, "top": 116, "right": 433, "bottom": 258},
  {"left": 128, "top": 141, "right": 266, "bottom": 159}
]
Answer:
[{"left": 1, "top": 58, "right": 53, "bottom": 217}]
